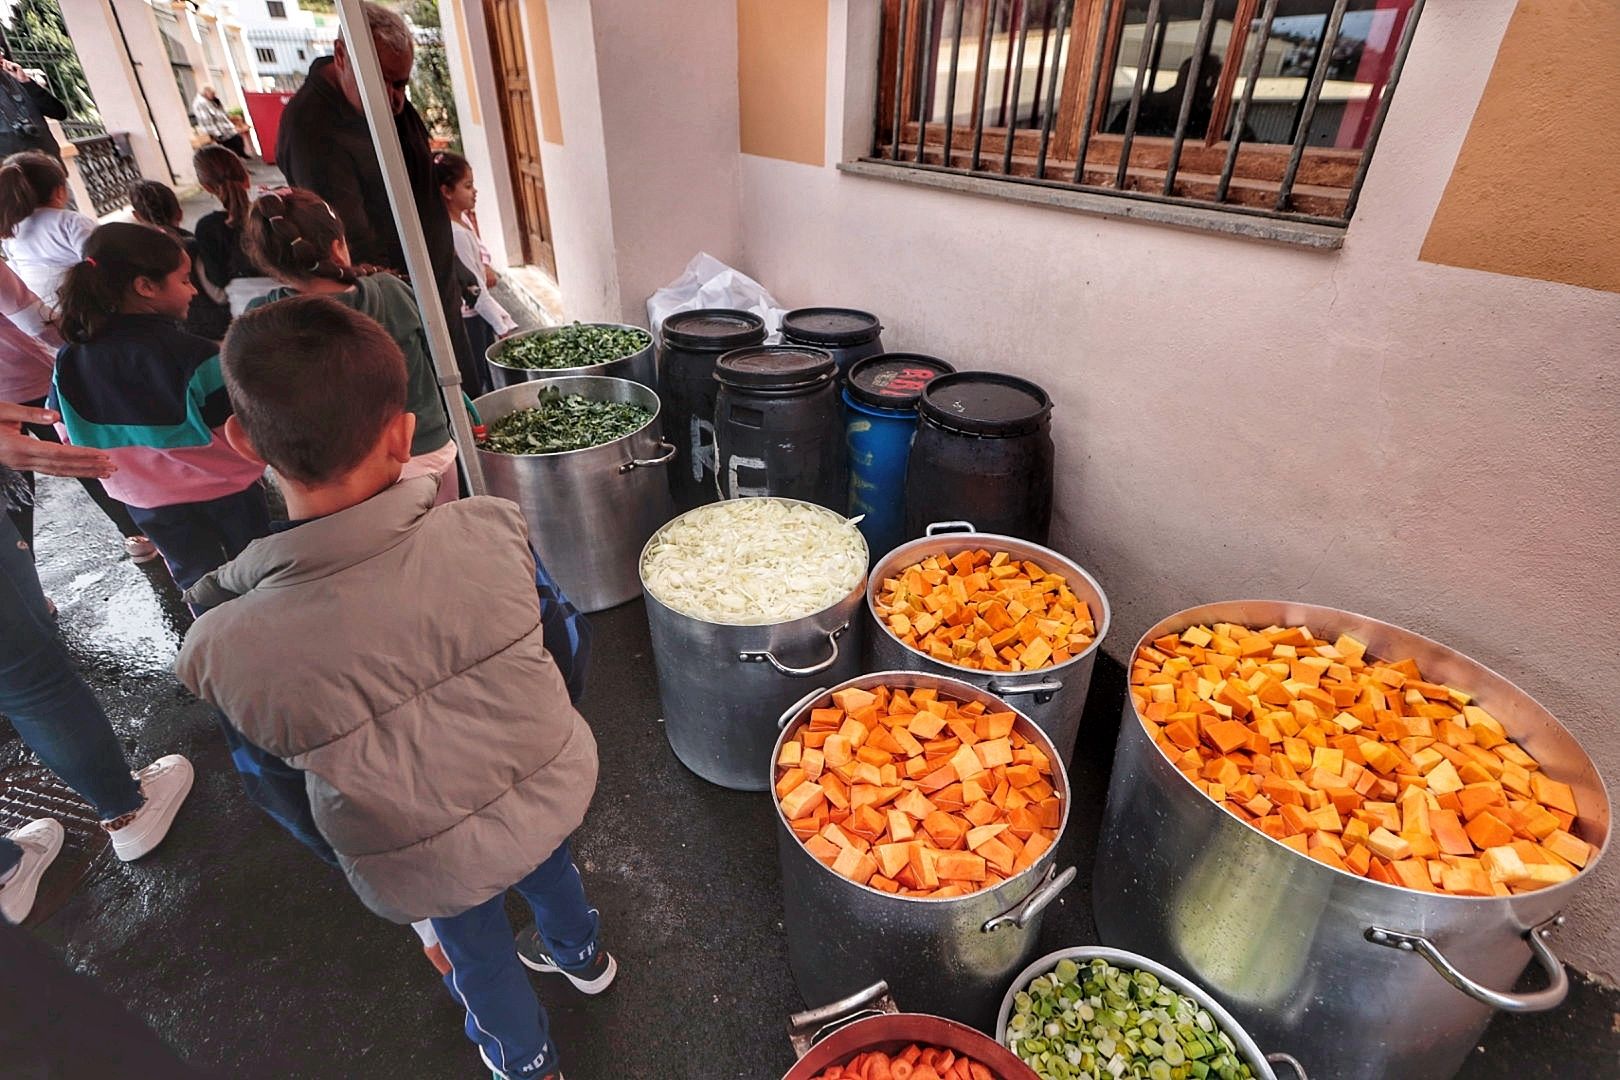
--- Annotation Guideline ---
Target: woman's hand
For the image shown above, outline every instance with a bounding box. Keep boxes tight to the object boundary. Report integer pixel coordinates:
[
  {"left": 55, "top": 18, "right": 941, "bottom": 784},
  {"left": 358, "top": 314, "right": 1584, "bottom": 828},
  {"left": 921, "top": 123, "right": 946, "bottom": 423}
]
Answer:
[
  {"left": 483, "top": 266, "right": 497, "bottom": 288},
  {"left": 0, "top": 403, "right": 115, "bottom": 478}
]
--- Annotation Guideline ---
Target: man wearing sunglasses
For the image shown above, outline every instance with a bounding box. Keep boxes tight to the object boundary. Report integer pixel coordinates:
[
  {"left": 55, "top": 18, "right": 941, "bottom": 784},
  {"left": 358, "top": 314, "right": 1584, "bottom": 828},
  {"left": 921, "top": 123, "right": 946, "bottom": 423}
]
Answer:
[{"left": 276, "top": 1, "right": 478, "bottom": 395}]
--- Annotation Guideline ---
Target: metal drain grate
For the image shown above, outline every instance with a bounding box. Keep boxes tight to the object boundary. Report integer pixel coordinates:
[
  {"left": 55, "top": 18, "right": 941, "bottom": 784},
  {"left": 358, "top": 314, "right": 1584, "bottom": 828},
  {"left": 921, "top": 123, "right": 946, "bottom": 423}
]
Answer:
[{"left": 0, "top": 764, "right": 110, "bottom": 924}]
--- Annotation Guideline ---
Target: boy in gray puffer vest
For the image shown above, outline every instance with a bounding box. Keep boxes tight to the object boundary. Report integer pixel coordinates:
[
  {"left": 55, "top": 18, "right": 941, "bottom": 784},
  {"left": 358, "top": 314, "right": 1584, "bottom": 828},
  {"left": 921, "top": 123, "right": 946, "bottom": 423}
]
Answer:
[{"left": 175, "top": 296, "right": 611, "bottom": 1080}]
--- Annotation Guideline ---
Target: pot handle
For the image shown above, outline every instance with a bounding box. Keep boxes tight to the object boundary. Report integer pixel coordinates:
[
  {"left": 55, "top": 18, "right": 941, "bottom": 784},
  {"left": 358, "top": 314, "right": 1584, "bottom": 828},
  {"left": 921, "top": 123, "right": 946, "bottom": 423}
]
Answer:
[
  {"left": 739, "top": 623, "right": 849, "bottom": 678},
  {"left": 1265, "top": 1052, "right": 1308, "bottom": 1080},
  {"left": 618, "top": 440, "right": 677, "bottom": 473},
  {"left": 987, "top": 676, "right": 1064, "bottom": 705},
  {"left": 786, "top": 981, "right": 898, "bottom": 1059},
  {"left": 1363, "top": 915, "right": 1568, "bottom": 1013},
  {"left": 926, "top": 520, "right": 976, "bottom": 536},
  {"left": 983, "top": 864, "right": 1077, "bottom": 932},
  {"left": 777, "top": 686, "right": 830, "bottom": 730}
]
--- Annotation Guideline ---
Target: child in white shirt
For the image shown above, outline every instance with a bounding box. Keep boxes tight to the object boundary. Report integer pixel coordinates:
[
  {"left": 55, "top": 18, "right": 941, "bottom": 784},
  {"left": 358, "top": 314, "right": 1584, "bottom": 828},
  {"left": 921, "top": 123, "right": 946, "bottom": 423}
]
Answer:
[
  {"left": 0, "top": 152, "right": 95, "bottom": 308},
  {"left": 432, "top": 151, "right": 517, "bottom": 396}
]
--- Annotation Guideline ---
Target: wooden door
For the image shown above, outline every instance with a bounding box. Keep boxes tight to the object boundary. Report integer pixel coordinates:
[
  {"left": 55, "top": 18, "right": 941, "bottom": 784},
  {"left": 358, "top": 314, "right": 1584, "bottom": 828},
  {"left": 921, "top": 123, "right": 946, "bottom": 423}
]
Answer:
[{"left": 484, "top": 0, "right": 553, "bottom": 273}]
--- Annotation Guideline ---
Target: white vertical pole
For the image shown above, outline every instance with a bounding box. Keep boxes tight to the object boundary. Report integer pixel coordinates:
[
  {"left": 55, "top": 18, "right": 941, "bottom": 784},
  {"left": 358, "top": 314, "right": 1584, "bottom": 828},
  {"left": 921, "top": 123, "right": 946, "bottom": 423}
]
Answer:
[{"left": 333, "top": 0, "right": 487, "bottom": 495}]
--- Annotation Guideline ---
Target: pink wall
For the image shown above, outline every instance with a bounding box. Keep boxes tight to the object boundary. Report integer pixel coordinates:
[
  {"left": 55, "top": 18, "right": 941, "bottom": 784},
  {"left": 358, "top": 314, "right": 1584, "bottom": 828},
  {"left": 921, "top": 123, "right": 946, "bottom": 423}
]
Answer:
[{"left": 737, "top": 0, "right": 1620, "bottom": 979}]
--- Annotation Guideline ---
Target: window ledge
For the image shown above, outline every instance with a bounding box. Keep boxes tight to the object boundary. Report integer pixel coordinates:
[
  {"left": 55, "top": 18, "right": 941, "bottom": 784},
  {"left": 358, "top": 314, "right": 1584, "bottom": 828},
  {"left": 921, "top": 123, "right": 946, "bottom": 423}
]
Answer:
[{"left": 838, "top": 159, "right": 1346, "bottom": 251}]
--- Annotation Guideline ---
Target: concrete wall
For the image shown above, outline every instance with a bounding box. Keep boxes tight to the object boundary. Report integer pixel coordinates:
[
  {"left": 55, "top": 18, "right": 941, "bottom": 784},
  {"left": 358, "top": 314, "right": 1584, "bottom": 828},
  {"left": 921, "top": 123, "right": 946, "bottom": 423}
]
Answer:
[{"left": 735, "top": 0, "right": 1620, "bottom": 979}]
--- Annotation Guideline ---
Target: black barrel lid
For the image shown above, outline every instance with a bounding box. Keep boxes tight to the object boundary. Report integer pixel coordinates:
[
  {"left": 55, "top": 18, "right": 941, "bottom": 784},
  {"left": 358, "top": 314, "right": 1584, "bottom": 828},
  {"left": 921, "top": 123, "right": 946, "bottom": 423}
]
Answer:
[
  {"left": 780, "top": 307, "right": 883, "bottom": 347},
  {"left": 920, "top": 371, "right": 1052, "bottom": 436},
  {"left": 715, "top": 346, "right": 837, "bottom": 389},
  {"left": 846, "top": 353, "right": 955, "bottom": 411},
  {"left": 661, "top": 308, "right": 767, "bottom": 352}
]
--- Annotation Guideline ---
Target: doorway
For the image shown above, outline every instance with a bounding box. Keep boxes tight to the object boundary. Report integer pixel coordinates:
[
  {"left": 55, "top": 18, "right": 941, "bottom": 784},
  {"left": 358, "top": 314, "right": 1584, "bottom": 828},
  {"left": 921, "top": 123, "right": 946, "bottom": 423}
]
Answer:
[{"left": 484, "top": 0, "right": 554, "bottom": 274}]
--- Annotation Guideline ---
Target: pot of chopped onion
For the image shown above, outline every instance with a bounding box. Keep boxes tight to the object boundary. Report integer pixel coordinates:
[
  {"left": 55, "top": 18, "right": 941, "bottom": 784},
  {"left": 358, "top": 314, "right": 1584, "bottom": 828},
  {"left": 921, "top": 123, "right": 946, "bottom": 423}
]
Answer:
[{"left": 639, "top": 497, "right": 869, "bottom": 790}]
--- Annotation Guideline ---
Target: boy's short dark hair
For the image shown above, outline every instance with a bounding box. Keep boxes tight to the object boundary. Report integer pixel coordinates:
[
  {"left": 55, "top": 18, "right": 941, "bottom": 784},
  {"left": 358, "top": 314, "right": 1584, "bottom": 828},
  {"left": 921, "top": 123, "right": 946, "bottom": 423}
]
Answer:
[{"left": 221, "top": 296, "right": 408, "bottom": 485}]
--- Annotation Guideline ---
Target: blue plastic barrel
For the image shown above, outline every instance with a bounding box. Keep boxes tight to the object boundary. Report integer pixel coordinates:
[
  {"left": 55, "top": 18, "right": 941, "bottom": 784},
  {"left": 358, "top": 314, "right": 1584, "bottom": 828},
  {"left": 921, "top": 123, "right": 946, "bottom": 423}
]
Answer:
[{"left": 843, "top": 353, "right": 954, "bottom": 560}]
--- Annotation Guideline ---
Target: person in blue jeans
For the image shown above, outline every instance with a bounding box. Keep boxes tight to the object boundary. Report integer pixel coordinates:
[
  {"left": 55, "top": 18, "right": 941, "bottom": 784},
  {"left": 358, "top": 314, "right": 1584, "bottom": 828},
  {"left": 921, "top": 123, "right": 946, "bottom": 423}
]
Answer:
[
  {"left": 0, "top": 401, "right": 195, "bottom": 924},
  {"left": 175, "top": 298, "right": 609, "bottom": 1079}
]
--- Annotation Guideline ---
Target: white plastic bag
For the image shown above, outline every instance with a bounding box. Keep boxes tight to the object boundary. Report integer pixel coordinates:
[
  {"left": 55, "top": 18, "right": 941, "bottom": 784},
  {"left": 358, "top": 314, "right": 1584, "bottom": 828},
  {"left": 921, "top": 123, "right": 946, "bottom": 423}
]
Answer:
[{"left": 645, "top": 252, "right": 786, "bottom": 338}]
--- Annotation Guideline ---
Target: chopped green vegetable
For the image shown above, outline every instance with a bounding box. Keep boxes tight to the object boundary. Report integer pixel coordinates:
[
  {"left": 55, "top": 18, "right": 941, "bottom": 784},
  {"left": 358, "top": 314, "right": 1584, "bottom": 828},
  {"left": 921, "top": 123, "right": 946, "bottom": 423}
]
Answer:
[
  {"left": 480, "top": 389, "right": 652, "bottom": 454},
  {"left": 493, "top": 322, "right": 651, "bottom": 370},
  {"left": 1006, "top": 958, "right": 1255, "bottom": 1080}
]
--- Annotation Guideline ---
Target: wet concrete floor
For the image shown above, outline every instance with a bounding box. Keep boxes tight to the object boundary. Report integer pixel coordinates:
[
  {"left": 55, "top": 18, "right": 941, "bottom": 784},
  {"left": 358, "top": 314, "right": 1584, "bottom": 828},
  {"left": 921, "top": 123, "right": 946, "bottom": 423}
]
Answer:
[{"left": 6, "top": 478, "right": 1618, "bottom": 1079}]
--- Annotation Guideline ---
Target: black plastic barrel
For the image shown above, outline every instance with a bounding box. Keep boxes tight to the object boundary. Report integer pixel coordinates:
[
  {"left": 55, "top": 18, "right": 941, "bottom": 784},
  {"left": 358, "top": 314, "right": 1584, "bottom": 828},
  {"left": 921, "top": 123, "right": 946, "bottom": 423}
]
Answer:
[
  {"left": 714, "top": 346, "right": 846, "bottom": 511},
  {"left": 903, "top": 372, "right": 1055, "bottom": 544},
  {"left": 780, "top": 307, "right": 884, "bottom": 380},
  {"left": 659, "top": 309, "right": 767, "bottom": 512},
  {"left": 844, "top": 353, "right": 954, "bottom": 559}
]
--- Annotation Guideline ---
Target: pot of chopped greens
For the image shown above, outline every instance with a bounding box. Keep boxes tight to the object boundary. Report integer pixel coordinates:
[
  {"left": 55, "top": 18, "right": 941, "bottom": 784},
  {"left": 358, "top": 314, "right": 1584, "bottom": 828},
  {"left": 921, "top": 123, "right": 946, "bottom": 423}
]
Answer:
[
  {"left": 487, "top": 321, "right": 656, "bottom": 391},
  {"left": 996, "top": 949, "right": 1305, "bottom": 1080},
  {"left": 475, "top": 376, "right": 675, "bottom": 612}
]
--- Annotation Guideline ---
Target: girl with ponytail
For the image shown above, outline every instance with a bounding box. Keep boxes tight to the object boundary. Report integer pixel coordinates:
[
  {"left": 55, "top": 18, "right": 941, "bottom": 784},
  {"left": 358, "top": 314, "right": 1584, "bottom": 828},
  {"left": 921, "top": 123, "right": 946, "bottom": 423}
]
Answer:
[
  {"left": 192, "top": 144, "right": 276, "bottom": 315},
  {"left": 244, "top": 187, "right": 457, "bottom": 504},
  {"left": 49, "top": 222, "right": 269, "bottom": 592},
  {"left": 0, "top": 151, "right": 95, "bottom": 307}
]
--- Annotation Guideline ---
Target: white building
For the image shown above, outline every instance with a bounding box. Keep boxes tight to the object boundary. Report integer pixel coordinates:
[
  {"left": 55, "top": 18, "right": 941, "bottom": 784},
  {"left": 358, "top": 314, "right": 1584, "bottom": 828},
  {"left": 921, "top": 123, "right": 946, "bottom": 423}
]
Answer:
[{"left": 228, "top": 0, "right": 335, "bottom": 91}]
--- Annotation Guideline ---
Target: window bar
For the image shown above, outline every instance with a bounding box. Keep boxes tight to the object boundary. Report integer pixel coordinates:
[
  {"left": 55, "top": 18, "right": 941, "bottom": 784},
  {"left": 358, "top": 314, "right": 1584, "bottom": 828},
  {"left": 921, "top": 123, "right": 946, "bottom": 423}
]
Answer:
[
  {"left": 916, "top": 0, "right": 936, "bottom": 163},
  {"left": 871, "top": 0, "right": 890, "bottom": 157},
  {"left": 996, "top": 1, "right": 1018, "bottom": 127},
  {"left": 970, "top": 0, "right": 999, "bottom": 171},
  {"left": 891, "top": 0, "right": 911, "bottom": 161},
  {"left": 1343, "top": 0, "right": 1425, "bottom": 221},
  {"left": 1275, "top": 0, "right": 1348, "bottom": 211},
  {"left": 1034, "top": 0, "right": 1071, "bottom": 179},
  {"left": 1028, "top": 1, "right": 1055, "bottom": 127},
  {"left": 1071, "top": 0, "right": 1117, "bottom": 185},
  {"left": 1000, "top": 0, "right": 1031, "bottom": 174},
  {"left": 1162, "top": 0, "right": 1217, "bottom": 196},
  {"left": 1215, "top": 0, "right": 1278, "bottom": 203},
  {"left": 1114, "top": 0, "right": 1163, "bottom": 190},
  {"left": 942, "top": 0, "right": 966, "bottom": 167}
]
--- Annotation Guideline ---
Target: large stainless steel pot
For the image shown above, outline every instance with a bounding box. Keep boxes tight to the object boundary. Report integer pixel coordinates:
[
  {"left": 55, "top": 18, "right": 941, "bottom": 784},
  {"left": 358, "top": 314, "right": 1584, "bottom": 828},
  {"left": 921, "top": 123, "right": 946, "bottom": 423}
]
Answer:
[
  {"left": 640, "top": 499, "right": 867, "bottom": 791},
  {"left": 784, "top": 982, "right": 1039, "bottom": 1080},
  {"left": 866, "top": 521, "right": 1110, "bottom": 769},
  {"left": 487, "top": 322, "right": 656, "bottom": 390},
  {"left": 1094, "top": 600, "right": 1611, "bottom": 1080},
  {"left": 773, "top": 672, "right": 1078, "bottom": 1031},
  {"left": 995, "top": 947, "right": 1308, "bottom": 1080},
  {"left": 475, "top": 376, "right": 675, "bottom": 613}
]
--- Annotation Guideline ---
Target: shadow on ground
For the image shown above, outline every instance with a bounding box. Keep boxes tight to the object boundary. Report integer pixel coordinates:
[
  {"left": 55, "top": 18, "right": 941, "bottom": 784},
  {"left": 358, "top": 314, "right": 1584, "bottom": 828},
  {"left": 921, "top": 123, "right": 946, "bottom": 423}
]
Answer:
[{"left": 4, "top": 478, "right": 1616, "bottom": 1078}]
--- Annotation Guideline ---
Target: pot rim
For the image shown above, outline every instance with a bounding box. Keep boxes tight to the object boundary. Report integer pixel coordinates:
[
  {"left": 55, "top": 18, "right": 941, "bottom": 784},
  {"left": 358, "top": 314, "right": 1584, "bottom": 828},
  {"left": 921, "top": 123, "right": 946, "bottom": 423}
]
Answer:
[
  {"left": 784, "top": 1010, "right": 1040, "bottom": 1080},
  {"left": 994, "top": 946, "right": 1278, "bottom": 1080},
  {"left": 486, "top": 321, "right": 653, "bottom": 374},
  {"left": 473, "top": 375, "right": 663, "bottom": 460},
  {"left": 865, "top": 529, "right": 1111, "bottom": 681},
  {"left": 770, "top": 669, "right": 1072, "bottom": 905},
  {"left": 1128, "top": 599, "right": 1610, "bottom": 904},
  {"left": 638, "top": 497, "right": 869, "bottom": 629}
]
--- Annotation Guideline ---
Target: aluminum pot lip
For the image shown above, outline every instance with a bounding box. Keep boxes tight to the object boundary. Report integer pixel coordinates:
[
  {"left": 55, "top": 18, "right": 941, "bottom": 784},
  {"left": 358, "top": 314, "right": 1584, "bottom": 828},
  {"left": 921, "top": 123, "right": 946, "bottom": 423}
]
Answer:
[
  {"left": 485, "top": 321, "right": 654, "bottom": 377},
  {"left": 472, "top": 376, "right": 663, "bottom": 461},
  {"left": 770, "top": 669, "right": 1072, "bottom": 905},
  {"left": 993, "top": 946, "right": 1279, "bottom": 1080},
  {"left": 637, "top": 497, "right": 870, "bottom": 629},
  {"left": 782, "top": 1010, "right": 1040, "bottom": 1080},
  {"left": 1127, "top": 599, "right": 1611, "bottom": 903},
  {"left": 865, "top": 529, "right": 1111, "bottom": 682}
]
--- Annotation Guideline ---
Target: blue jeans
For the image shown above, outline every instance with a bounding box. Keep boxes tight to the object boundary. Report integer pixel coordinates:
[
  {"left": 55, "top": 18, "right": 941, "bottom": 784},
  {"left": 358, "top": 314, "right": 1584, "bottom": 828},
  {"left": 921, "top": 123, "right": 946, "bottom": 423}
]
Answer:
[
  {"left": 126, "top": 483, "right": 270, "bottom": 592},
  {"left": 0, "top": 515, "right": 142, "bottom": 877},
  {"left": 430, "top": 839, "right": 601, "bottom": 1079}
]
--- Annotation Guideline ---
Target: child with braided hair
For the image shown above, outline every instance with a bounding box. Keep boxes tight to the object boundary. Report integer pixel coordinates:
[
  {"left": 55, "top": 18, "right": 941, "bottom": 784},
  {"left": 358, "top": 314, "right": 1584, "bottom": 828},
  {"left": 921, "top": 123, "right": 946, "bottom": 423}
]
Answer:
[{"left": 243, "top": 187, "right": 458, "bottom": 504}]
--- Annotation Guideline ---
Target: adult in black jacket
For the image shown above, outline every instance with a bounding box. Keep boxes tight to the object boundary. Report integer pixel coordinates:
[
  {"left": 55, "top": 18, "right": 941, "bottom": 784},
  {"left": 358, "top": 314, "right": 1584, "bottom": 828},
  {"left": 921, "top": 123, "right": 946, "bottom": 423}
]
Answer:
[
  {"left": 0, "top": 58, "right": 67, "bottom": 160},
  {"left": 275, "top": 3, "right": 476, "bottom": 392}
]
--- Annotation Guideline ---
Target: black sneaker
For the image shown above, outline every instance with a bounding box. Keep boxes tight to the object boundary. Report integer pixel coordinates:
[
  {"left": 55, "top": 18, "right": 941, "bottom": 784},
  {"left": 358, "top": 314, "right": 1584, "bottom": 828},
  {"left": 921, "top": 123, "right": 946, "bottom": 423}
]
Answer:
[{"left": 514, "top": 926, "right": 617, "bottom": 994}]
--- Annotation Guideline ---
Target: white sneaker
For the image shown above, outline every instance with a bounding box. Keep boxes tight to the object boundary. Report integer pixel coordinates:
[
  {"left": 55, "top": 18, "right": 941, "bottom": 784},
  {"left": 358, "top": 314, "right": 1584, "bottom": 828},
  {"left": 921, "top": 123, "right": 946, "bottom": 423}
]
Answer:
[
  {"left": 0, "top": 818, "right": 64, "bottom": 923},
  {"left": 124, "top": 536, "right": 161, "bottom": 564},
  {"left": 105, "top": 755, "right": 194, "bottom": 862}
]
